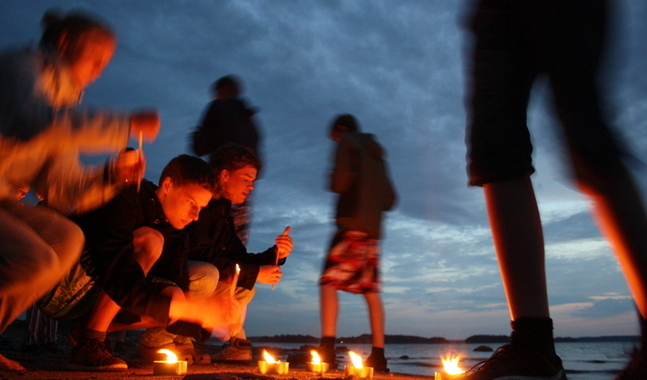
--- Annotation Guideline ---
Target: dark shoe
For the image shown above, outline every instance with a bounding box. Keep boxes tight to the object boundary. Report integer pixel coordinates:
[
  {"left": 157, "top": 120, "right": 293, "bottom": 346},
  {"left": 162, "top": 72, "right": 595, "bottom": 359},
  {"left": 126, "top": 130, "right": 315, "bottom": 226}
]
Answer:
[
  {"left": 316, "top": 346, "right": 338, "bottom": 369},
  {"left": 211, "top": 338, "right": 252, "bottom": 363},
  {"left": 616, "top": 348, "right": 647, "bottom": 380},
  {"left": 462, "top": 344, "right": 567, "bottom": 380},
  {"left": 67, "top": 339, "right": 127, "bottom": 371},
  {"left": 365, "top": 353, "right": 389, "bottom": 373}
]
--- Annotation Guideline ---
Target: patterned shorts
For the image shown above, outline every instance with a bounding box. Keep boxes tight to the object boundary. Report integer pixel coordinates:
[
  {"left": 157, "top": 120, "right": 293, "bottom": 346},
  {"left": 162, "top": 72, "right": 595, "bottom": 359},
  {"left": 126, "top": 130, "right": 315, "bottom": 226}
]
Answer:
[
  {"left": 319, "top": 230, "right": 381, "bottom": 294},
  {"left": 37, "top": 261, "right": 99, "bottom": 321}
]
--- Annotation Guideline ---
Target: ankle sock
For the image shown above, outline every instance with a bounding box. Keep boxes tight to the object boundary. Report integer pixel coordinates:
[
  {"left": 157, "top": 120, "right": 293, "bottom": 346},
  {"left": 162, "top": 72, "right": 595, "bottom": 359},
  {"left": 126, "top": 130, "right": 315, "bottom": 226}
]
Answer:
[
  {"left": 510, "top": 317, "right": 556, "bottom": 357},
  {"left": 320, "top": 336, "right": 335, "bottom": 349},
  {"left": 370, "top": 346, "right": 385, "bottom": 359}
]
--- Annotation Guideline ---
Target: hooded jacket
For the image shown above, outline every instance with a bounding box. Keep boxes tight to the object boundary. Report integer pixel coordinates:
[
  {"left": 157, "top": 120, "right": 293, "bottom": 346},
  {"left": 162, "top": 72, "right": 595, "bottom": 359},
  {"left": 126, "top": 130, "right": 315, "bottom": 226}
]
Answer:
[{"left": 330, "top": 132, "right": 397, "bottom": 239}]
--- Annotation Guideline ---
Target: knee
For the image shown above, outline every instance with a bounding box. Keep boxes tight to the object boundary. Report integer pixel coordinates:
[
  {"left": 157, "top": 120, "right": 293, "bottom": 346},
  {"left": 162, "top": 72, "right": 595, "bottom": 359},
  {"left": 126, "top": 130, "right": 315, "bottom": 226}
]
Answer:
[
  {"left": 187, "top": 261, "right": 220, "bottom": 297},
  {"left": 133, "top": 227, "right": 164, "bottom": 271}
]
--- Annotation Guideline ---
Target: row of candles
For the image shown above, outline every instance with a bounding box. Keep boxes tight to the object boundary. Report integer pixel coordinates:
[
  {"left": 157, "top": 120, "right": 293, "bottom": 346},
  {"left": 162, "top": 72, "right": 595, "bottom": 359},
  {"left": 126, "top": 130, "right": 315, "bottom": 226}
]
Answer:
[{"left": 153, "top": 347, "right": 466, "bottom": 378}]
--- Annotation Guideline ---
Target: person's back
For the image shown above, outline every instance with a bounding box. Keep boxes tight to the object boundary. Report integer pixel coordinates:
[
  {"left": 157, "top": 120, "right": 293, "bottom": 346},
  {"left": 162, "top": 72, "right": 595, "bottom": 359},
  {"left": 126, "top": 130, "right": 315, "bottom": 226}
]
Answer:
[
  {"left": 332, "top": 131, "right": 396, "bottom": 239},
  {"left": 190, "top": 75, "right": 262, "bottom": 247}
]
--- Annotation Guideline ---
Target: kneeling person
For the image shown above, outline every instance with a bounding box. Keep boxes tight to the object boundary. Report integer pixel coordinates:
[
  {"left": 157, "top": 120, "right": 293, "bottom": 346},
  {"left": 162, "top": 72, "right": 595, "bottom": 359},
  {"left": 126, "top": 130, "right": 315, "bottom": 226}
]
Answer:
[
  {"left": 186, "top": 144, "right": 294, "bottom": 362},
  {"left": 39, "top": 155, "right": 240, "bottom": 371}
]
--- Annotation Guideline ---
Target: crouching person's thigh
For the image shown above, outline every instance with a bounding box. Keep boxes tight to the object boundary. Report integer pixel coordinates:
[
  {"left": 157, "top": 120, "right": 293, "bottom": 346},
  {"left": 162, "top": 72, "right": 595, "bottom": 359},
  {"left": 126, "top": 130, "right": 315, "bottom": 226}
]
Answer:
[{"left": 186, "top": 261, "right": 219, "bottom": 298}]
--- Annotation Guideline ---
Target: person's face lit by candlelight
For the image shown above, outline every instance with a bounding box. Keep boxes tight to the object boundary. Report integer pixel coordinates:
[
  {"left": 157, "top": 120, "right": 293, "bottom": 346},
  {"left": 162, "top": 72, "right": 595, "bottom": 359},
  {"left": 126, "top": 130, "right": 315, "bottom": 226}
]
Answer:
[
  {"left": 218, "top": 165, "right": 257, "bottom": 205},
  {"left": 57, "top": 29, "right": 116, "bottom": 89},
  {"left": 157, "top": 177, "right": 213, "bottom": 230}
]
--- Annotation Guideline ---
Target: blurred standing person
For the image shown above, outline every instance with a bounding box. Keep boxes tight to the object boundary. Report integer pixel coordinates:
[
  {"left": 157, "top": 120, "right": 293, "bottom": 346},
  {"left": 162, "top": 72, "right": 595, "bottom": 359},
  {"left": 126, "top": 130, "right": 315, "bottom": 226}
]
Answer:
[
  {"left": 0, "top": 8, "right": 159, "bottom": 370},
  {"left": 464, "top": 1, "right": 647, "bottom": 379},
  {"left": 317, "top": 114, "right": 397, "bottom": 372},
  {"left": 190, "top": 75, "right": 262, "bottom": 246}
]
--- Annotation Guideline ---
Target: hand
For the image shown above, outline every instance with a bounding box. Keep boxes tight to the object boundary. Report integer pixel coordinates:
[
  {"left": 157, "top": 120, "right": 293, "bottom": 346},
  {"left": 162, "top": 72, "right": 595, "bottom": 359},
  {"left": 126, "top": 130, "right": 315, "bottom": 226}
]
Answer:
[
  {"left": 275, "top": 226, "right": 293, "bottom": 260},
  {"left": 111, "top": 149, "right": 145, "bottom": 185},
  {"left": 129, "top": 109, "right": 160, "bottom": 142},
  {"left": 198, "top": 293, "right": 243, "bottom": 332},
  {"left": 257, "top": 265, "right": 283, "bottom": 285}
]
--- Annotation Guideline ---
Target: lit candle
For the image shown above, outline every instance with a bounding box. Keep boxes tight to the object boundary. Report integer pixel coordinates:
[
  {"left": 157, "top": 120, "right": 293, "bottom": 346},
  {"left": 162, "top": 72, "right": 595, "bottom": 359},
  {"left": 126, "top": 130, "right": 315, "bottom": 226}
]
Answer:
[
  {"left": 434, "top": 354, "right": 464, "bottom": 380},
  {"left": 231, "top": 263, "right": 240, "bottom": 296},
  {"left": 344, "top": 350, "right": 373, "bottom": 379},
  {"left": 153, "top": 349, "right": 187, "bottom": 375},
  {"left": 305, "top": 350, "right": 329, "bottom": 373},
  {"left": 258, "top": 349, "right": 289, "bottom": 375}
]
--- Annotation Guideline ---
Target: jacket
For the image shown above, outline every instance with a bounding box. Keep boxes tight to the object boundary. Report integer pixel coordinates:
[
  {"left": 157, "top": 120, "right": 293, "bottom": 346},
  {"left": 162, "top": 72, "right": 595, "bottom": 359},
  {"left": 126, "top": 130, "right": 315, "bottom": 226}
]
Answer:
[
  {"left": 330, "top": 132, "right": 397, "bottom": 238},
  {"left": 73, "top": 180, "right": 189, "bottom": 326},
  {"left": 186, "top": 197, "right": 284, "bottom": 290},
  {"left": 0, "top": 47, "right": 130, "bottom": 213}
]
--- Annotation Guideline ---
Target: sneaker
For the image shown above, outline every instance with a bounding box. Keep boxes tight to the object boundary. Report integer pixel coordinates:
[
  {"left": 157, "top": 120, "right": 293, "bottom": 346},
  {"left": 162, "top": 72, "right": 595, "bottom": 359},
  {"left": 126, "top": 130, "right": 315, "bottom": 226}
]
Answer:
[
  {"left": 462, "top": 344, "right": 567, "bottom": 380},
  {"left": 211, "top": 338, "right": 252, "bottom": 363},
  {"left": 67, "top": 339, "right": 127, "bottom": 371},
  {"left": 616, "top": 348, "right": 647, "bottom": 379},
  {"left": 365, "top": 353, "right": 389, "bottom": 373}
]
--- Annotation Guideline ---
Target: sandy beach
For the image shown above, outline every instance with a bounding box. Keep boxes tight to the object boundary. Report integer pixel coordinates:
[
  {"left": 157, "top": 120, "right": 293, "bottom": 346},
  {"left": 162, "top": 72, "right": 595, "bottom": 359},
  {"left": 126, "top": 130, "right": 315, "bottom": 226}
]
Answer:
[{"left": 0, "top": 320, "right": 432, "bottom": 380}]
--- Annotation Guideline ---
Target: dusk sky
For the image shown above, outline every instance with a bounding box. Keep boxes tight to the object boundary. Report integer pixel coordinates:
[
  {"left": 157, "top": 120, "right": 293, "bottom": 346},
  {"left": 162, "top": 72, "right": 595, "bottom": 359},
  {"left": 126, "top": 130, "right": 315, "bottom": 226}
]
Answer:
[{"left": 2, "top": 1, "right": 647, "bottom": 340}]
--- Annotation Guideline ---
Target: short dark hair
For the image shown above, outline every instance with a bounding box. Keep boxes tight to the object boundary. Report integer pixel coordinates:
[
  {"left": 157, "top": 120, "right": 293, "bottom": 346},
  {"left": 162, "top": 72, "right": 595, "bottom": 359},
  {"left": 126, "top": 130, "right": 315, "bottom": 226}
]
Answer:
[
  {"left": 211, "top": 75, "right": 241, "bottom": 98},
  {"left": 159, "top": 154, "right": 215, "bottom": 192},
  {"left": 331, "top": 113, "right": 360, "bottom": 133},
  {"left": 210, "top": 144, "right": 261, "bottom": 174},
  {"left": 39, "top": 8, "right": 114, "bottom": 50}
]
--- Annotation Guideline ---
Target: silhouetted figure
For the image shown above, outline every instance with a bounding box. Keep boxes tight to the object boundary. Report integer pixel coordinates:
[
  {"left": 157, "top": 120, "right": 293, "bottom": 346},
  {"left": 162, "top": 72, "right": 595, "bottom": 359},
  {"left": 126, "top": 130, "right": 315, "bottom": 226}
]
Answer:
[
  {"left": 464, "top": 1, "right": 647, "bottom": 379},
  {"left": 317, "top": 114, "right": 397, "bottom": 372},
  {"left": 191, "top": 75, "right": 263, "bottom": 246}
]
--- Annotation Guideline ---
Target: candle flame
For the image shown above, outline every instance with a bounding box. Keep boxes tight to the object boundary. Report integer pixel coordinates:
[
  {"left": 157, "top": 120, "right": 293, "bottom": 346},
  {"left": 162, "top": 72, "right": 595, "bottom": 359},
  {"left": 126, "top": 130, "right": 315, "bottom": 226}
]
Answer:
[
  {"left": 440, "top": 354, "right": 464, "bottom": 375},
  {"left": 158, "top": 349, "right": 178, "bottom": 363},
  {"left": 310, "top": 350, "right": 321, "bottom": 364},
  {"left": 348, "top": 350, "right": 364, "bottom": 368},
  {"left": 262, "top": 350, "right": 278, "bottom": 363}
]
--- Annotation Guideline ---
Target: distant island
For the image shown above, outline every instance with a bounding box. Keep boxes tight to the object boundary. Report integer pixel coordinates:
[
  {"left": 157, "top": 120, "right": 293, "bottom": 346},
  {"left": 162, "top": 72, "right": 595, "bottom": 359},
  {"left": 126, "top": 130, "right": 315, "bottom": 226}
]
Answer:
[{"left": 248, "top": 333, "right": 640, "bottom": 344}]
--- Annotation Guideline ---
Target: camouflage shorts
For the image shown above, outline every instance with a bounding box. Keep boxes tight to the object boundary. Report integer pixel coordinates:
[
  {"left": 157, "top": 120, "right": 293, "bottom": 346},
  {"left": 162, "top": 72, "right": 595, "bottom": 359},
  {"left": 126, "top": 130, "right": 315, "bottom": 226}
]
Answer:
[{"left": 37, "top": 261, "right": 100, "bottom": 321}]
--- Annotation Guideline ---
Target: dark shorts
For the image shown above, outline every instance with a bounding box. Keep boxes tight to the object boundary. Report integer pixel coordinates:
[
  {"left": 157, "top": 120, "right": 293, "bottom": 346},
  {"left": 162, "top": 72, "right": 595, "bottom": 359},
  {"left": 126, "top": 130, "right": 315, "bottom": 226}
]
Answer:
[
  {"left": 319, "top": 230, "right": 381, "bottom": 294},
  {"left": 466, "top": 0, "right": 626, "bottom": 188}
]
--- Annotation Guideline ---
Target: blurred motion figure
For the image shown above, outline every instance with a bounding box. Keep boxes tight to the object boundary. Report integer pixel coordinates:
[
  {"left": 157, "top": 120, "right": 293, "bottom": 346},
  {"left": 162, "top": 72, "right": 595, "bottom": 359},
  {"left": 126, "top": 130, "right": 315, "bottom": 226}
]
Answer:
[{"left": 464, "top": 1, "right": 647, "bottom": 379}]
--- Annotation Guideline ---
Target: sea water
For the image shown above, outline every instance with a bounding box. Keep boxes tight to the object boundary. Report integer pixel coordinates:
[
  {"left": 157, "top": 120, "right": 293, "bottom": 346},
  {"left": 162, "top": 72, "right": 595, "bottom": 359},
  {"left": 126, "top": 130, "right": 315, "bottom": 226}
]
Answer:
[{"left": 257, "top": 341, "right": 637, "bottom": 380}]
